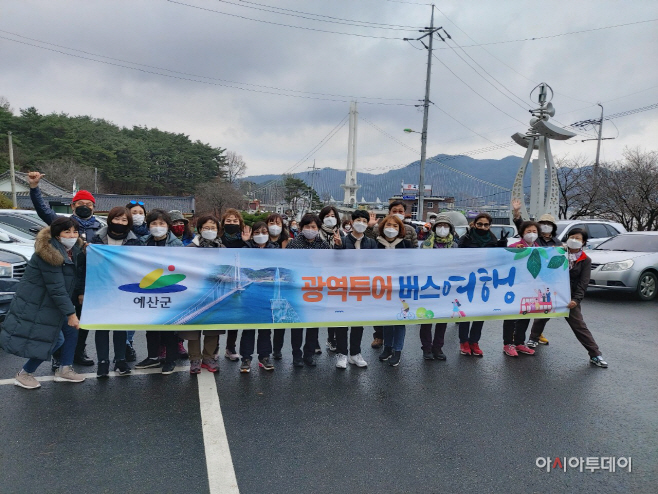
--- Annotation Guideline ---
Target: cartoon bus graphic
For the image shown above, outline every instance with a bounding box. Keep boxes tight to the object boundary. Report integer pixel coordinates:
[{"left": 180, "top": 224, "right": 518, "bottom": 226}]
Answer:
[{"left": 519, "top": 297, "right": 553, "bottom": 315}]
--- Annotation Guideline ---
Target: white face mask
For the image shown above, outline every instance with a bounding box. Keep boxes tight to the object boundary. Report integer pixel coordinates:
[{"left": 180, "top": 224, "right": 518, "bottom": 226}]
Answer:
[
  {"left": 435, "top": 227, "right": 450, "bottom": 238},
  {"left": 566, "top": 238, "right": 583, "bottom": 250},
  {"left": 268, "top": 225, "right": 282, "bottom": 236},
  {"left": 422, "top": 227, "right": 428, "bottom": 232},
  {"left": 253, "top": 233, "right": 269, "bottom": 245},
  {"left": 302, "top": 229, "right": 318, "bottom": 240},
  {"left": 201, "top": 230, "right": 218, "bottom": 241},
  {"left": 393, "top": 213, "right": 405, "bottom": 221},
  {"left": 323, "top": 217, "right": 337, "bottom": 228},
  {"left": 59, "top": 237, "right": 78, "bottom": 250},
  {"left": 540, "top": 224, "right": 553, "bottom": 234},
  {"left": 150, "top": 226, "right": 168, "bottom": 238},
  {"left": 384, "top": 227, "right": 399, "bottom": 239},
  {"left": 132, "top": 214, "right": 145, "bottom": 226},
  {"left": 352, "top": 221, "right": 367, "bottom": 233},
  {"left": 524, "top": 232, "right": 539, "bottom": 244}
]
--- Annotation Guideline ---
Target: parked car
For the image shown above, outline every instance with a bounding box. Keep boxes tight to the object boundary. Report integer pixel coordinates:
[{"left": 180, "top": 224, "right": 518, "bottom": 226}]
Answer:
[
  {"left": 0, "top": 227, "right": 36, "bottom": 260},
  {"left": 588, "top": 232, "right": 658, "bottom": 301},
  {"left": 0, "top": 210, "right": 48, "bottom": 241},
  {"left": 0, "top": 249, "right": 28, "bottom": 322},
  {"left": 556, "top": 220, "right": 626, "bottom": 249}
]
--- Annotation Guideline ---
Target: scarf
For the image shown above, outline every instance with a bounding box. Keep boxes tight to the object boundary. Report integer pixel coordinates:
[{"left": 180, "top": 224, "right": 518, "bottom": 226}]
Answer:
[
  {"left": 377, "top": 236, "right": 403, "bottom": 249},
  {"left": 320, "top": 224, "right": 339, "bottom": 248},
  {"left": 73, "top": 215, "right": 98, "bottom": 231},
  {"left": 423, "top": 233, "right": 454, "bottom": 249},
  {"left": 195, "top": 235, "right": 223, "bottom": 248},
  {"left": 471, "top": 228, "right": 493, "bottom": 247},
  {"left": 568, "top": 250, "right": 583, "bottom": 269}
]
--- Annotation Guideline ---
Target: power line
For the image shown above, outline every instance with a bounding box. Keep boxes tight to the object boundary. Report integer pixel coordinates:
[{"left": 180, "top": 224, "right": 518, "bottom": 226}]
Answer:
[
  {"left": 221, "top": 0, "right": 423, "bottom": 30},
  {"left": 604, "top": 103, "right": 658, "bottom": 120},
  {"left": 431, "top": 53, "right": 527, "bottom": 125},
  {"left": 436, "top": 17, "right": 658, "bottom": 49},
  {"left": 166, "top": 0, "right": 404, "bottom": 40},
  {"left": 0, "top": 33, "right": 416, "bottom": 106}
]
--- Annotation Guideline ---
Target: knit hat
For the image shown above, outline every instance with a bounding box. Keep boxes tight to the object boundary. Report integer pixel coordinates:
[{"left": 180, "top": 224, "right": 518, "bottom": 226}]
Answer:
[
  {"left": 432, "top": 213, "right": 455, "bottom": 235},
  {"left": 168, "top": 210, "right": 188, "bottom": 224},
  {"left": 538, "top": 213, "right": 556, "bottom": 226},
  {"left": 72, "top": 190, "right": 95, "bottom": 204}
]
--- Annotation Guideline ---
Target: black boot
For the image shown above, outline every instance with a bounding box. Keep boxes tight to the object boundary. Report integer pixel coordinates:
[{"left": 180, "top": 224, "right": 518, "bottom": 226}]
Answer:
[
  {"left": 379, "top": 346, "right": 393, "bottom": 361},
  {"left": 74, "top": 348, "right": 94, "bottom": 366},
  {"left": 125, "top": 343, "right": 137, "bottom": 363},
  {"left": 432, "top": 348, "right": 447, "bottom": 361},
  {"left": 388, "top": 351, "right": 402, "bottom": 367}
]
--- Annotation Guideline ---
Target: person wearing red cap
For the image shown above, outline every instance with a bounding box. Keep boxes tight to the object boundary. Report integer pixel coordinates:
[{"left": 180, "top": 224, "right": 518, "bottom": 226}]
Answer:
[{"left": 28, "top": 171, "right": 104, "bottom": 367}]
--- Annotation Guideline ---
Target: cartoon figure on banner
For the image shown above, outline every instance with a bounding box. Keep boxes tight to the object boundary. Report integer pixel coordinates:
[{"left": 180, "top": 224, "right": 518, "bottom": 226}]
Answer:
[
  {"left": 452, "top": 299, "right": 466, "bottom": 318},
  {"left": 520, "top": 288, "right": 553, "bottom": 315},
  {"left": 396, "top": 299, "right": 416, "bottom": 320}
]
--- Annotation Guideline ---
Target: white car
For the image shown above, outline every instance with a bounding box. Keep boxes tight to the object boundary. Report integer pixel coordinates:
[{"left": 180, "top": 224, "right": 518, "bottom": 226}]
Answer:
[
  {"left": 588, "top": 232, "right": 658, "bottom": 301},
  {"left": 556, "top": 220, "right": 626, "bottom": 249}
]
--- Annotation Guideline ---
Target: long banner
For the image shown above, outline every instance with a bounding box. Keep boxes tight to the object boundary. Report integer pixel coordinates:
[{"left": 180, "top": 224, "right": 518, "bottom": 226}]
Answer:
[{"left": 81, "top": 245, "right": 571, "bottom": 330}]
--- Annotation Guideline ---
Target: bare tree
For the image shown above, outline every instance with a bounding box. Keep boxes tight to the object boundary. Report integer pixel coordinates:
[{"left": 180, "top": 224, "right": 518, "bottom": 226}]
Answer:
[
  {"left": 0, "top": 96, "right": 12, "bottom": 113},
  {"left": 38, "top": 159, "right": 106, "bottom": 193},
  {"left": 195, "top": 179, "right": 246, "bottom": 217},
  {"left": 225, "top": 150, "right": 247, "bottom": 184},
  {"left": 596, "top": 148, "right": 658, "bottom": 231}
]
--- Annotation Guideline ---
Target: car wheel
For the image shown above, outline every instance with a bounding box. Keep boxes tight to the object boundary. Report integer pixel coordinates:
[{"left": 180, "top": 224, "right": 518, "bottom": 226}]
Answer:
[{"left": 636, "top": 271, "right": 657, "bottom": 301}]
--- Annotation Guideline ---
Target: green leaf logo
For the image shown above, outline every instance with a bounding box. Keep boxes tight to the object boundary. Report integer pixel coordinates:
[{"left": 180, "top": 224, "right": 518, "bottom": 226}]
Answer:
[{"left": 547, "top": 255, "right": 566, "bottom": 269}]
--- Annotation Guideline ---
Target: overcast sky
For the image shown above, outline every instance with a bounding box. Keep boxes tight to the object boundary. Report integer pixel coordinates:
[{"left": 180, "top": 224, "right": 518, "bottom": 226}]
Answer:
[{"left": 1, "top": 0, "right": 657, "bottom": 180}]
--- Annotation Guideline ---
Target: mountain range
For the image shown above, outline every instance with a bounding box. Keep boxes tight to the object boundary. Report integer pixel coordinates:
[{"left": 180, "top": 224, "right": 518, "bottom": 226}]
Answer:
[{"left": 243, "top": 154, "right": 525, "bottom": 205}]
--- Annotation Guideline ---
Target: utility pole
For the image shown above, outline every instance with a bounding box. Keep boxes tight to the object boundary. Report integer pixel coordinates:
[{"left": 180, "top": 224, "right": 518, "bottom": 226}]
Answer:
[
  {"left": 404, "top": 5, "right": 440, "bottom": 222},
  {"left": 94, "top": 167, "right": 98, "bottom": 194},
  {"left": 307, "top": 159, "right": 318, "bottom": 214},
  {"left": 594, "top": 103, "right": 604, "bottom": 170},
  {"left": 7, "top": 132, "right": 17, "bottom": 208}
]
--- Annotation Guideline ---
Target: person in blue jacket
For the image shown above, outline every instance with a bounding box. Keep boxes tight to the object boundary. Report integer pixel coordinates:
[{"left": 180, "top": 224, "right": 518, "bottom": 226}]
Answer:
[{"left": 27, "top": 171, "right": 101, "bottom": 367}]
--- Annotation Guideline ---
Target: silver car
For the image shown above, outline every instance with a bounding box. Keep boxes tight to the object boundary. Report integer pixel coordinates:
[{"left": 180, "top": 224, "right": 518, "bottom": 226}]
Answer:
[{"left": 588, "top": 232, "right": 658, "bottom": 301}]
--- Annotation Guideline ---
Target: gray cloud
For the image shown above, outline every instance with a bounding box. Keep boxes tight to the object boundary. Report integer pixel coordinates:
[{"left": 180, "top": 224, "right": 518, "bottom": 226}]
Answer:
[{"left": 1, "top": 0, "right": 656, "bottom": 177}]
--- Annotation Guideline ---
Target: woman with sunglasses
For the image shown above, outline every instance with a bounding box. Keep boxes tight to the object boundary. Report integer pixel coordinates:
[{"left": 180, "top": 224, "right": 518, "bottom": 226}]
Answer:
[{"left": 456, "top": 213, "right": 508, "bottom": 357}]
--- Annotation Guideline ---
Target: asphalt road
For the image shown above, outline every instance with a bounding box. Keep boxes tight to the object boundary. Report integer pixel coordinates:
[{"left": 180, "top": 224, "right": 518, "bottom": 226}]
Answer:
[{"left": 0, "top": 289, "right": 655, "bottom": 494}]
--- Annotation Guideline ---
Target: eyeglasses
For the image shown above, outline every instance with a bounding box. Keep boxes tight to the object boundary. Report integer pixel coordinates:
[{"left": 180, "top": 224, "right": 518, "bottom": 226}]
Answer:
[
  {"left": 129, "top": 200, "right": 145, "bottom": 206},
  {"left": 475, "top": 222, "right": 490, "bottom": 227}
]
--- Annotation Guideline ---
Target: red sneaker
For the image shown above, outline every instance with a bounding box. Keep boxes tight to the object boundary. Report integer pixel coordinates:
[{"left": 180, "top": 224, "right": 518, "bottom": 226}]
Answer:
[
  {"left": 503, "top": 344, "right": 518, "bottom": 357},
  {"left": 459, "top": 342, "right": 471, "bottom": 355},
  {"left": 515, "top": 344, "right": 536, "bottom": 355},
  {"left": 469, "top": 342, "right": 483, "bottom": 357}
]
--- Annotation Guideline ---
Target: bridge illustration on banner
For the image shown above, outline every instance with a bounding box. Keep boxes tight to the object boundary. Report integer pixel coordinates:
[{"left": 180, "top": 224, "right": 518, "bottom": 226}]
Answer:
[
  {"left": 166, "top": 254, "right": 252, "bottom": 325},
  {"left": 270, "top": 267, "right": 299, "bottom": 324}
]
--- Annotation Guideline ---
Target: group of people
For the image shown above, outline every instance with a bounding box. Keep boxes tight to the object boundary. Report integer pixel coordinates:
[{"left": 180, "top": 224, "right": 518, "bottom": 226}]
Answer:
[{"left": 0, "top": 172, "right": 608, "bottom": 390}]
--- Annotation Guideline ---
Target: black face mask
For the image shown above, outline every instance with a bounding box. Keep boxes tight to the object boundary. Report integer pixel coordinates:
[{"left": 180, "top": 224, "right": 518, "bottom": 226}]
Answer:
[
  {"left": 224, "top": 224, "right": 240, "bottom": 235},
  {"left": 75, "top": 206, "right": 93, "bottom": 219},
  {"left": 475, "top": 228, "right": 490, "bottom": 236},
  {"left": 110, "top": 223, "right": 129, "bottom": 234}
]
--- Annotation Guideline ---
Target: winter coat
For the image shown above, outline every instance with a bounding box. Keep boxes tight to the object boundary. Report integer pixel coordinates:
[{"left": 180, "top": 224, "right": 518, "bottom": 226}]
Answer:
[
  {"left": 286, "top": 235, "right": 330, "bottom": 250},
  {"left": 458, "top": 228, "right": 504, "bottom": 248},
  {"left": 0, "top": 228, "right": 83, "bottom": 361},
  {"left": 243, "top": 240, "right": 280, "bottom": 249},
  {"left": 140, "top": 231, "right": 184, "bottom": 247},
  {"left": 30, "top": 186, "right": 103, "bottom": 242},
  {"left": 188, "top": 235, "right": 225, "bottom": 248},
  {"left": 366, "top": 223, "right": 418, "bottom": 247},
  {"left": 376, "top": 237, "right": 412, "bottom": 249},
  {"left": 422, "top": 233, "right": 458, "bottom": 249},
  {"left": 342, "top": 233, "right": 377, "bottom": 250},
  {"left": 220, "top": 233, "right": 246, "bottom": 249},
  {"left": 132, "top": 223, "right": 149, "bottom": 237},
  {"left": 91, "top": 226, "right": 141, "bottom": 246},
  {"left": 569, "top": 251, "right": 591, "bottom": 304},
  {"left": 318, "top": 225, "right": 345, "bottom": 249}
]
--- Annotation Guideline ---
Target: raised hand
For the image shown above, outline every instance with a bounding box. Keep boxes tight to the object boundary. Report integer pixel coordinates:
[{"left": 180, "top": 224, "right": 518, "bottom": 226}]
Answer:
[
  {"left": 333, "top": 231, "right": 342, "bottom": 246},
  {"left": 242, "top": 225, "right": 252, "bottom": 242},
  {"left": 368, "top": 211, "right": 377, "bottom": 228},
  {"left": 27, "top": 171, "right": 45, "bottom": 188}
]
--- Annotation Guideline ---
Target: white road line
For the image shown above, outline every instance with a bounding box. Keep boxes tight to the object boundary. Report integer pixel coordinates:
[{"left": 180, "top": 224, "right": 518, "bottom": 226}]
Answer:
[
  {"left": 197, "top": 370, "right": 240, "bottom": 494},
  {"left": 0, "top": 365, "right": 190, "bottom": 386}
]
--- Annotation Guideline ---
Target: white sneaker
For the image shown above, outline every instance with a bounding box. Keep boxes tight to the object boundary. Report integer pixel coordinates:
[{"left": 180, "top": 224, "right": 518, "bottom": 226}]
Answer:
[
  {"left": 224, "top": 349, "right": 240, "bottom": 361},
  {"left": 54, "top": 365, "right": 85, "bottom": 383},
  {"left": 348, "top": 353, "right": 368, "bottom": 368},
  {"left": 336, "top": 354, "right": 348, "bottom": 369},
  {"left": 14, "top": 371, "right": 41, "bottom": 389}
]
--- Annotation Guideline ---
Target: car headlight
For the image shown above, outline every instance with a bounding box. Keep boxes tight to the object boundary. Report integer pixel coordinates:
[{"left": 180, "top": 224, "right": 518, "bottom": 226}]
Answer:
[
  {"left": 601, "top": 260, "right": 634, "bottom": 271},
  {"left": 0, "top": 262, "right": 12, "bottom": 278}
]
